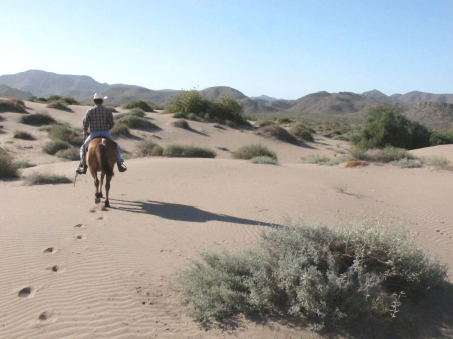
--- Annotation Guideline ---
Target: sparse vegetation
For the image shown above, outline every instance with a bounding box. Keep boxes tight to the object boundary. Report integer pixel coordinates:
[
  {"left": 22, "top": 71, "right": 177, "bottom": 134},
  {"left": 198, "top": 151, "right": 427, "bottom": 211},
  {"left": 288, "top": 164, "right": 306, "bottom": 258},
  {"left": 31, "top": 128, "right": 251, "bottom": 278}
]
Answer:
[
  {"left": 420, "top": 155, "right": 453, "bottom": 170},
  {"left": 166, "top": 90, "right": 246, "bottom": 125},
  {"left": 255, "top": 120, "right": 276, "bottom": 128},
  {"left": 123, "top": 100, "right": 155, "bottom": 112},
  {"left": 114, "top": 108, "right": 146, "bottom": 120},
  {"left": 0, "top": 98, "right": 27, "bottom": 113},
  {"left": 301, "top": 154, "right": 332, "bottom": 165},
  {"left": 289, "top": 122, "right": 314, "bottom": 142},
  {"left": 55, "top": 147, "right": 79, "bottom": 160},
  {"left": 43, "top": 140, "right": 70, "bottom": 155},
  {"left": 136, "top": 140, "right": 164, "bottom": 157},
  {"left": 111, "top": 123, "right": 131, "bottom": 137},
  {"left": 22, "top": 172, "right": 72, "bottom": 185},
  {"left": 391, "top": 158, "right": 423, "bottom": 168},
  {"left": 232, "top": 144, "right": 277, "bottom": 160},
  {"left": 175, "top": 218, "right": 448, "bottom": 332},
  {"left": 256, "top": 125, "right": 297, "bottom": 143},
  {"left": 277, "top": 117, "right": 292, "bottom": 125},
  {"left": 0, "top": 147, "right": 19, "bottom": 178},
  {"left": 13, "top": 160, "right": 36, "bottom": 169},
  {"left": 163, "top": 145, "right": 216, "bottom": 158},
  {"left": 13, "top": 130, "right": 35, "bottom": 140},
  {"left": 250, "top": 156, "right": 278, "bottom": 165},
  {"left": 47, "top": 101, "right": 72, "bottom": 112},
  {"left": 20, "top": 113, "right": 56, "bottom": 126},
  {"left": 348, "top": 146, "right": 415, "bottom": 163},
  {"left": 173, "top": 119, "right": 191, "bottom": 130},
  {"left": 47, "top": 124, "right": 83, "bottom": 146},
  {"left": 115, "top": 116, "right": 158, "bottom": 130}
]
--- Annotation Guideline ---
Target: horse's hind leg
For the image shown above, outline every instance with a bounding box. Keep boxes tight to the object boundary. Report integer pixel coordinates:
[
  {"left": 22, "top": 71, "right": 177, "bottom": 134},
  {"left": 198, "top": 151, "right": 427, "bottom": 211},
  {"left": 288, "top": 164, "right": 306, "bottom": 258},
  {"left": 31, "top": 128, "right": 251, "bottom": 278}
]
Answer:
[
  {"left": 100, "top": 172, "right": 105, "bottom": 199},
  {"left": 104, "top": 175, "right": 112, "bottom": 208},
  {"left": 92, "top": 170, "right": 101, "bottom": 204}
]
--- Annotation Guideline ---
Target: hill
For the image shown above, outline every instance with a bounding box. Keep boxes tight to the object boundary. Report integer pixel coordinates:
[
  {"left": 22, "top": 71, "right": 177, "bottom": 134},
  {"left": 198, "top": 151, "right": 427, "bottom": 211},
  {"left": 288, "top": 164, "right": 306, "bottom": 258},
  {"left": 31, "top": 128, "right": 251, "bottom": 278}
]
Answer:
[{"left": 0, "top": 84, "right": 33, "bottom": 100}]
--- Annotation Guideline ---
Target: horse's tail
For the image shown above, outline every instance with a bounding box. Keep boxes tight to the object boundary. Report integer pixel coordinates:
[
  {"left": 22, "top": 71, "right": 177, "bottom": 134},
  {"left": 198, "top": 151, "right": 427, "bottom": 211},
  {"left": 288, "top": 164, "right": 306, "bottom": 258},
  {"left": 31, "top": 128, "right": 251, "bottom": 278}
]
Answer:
[{"left": 96, "top": 143, "right": 114, "bottom": 177}]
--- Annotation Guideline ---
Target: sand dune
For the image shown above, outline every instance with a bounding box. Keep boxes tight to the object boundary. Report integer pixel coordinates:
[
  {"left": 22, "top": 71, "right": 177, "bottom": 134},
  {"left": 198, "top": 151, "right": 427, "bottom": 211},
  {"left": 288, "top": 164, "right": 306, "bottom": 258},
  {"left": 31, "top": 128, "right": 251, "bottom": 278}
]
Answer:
[{"left": 1, "top": 100, "right": 452, "bottom": 338}]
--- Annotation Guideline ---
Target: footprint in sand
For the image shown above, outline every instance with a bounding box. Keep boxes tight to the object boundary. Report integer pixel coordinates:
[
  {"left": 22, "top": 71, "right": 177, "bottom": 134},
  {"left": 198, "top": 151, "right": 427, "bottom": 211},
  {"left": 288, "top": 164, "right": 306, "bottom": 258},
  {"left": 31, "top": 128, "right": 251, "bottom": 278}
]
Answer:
[
  {"left": 37, "top": 311, "right": 57, "bottom": 324},
  {"left": 18, "top": 287, "right": 35, "bottom": 298},
  {"left": 43, "top": 247, "right": 55, "bottom": 254},
  {"left": 73, "top": 223, "right": 85, "bottom": 228},
  {"left": 76, "top": 235, "right": 86, "bottom": 240},
  {"left": 47, "top": 265, "right": 66, "bottom": 274}
]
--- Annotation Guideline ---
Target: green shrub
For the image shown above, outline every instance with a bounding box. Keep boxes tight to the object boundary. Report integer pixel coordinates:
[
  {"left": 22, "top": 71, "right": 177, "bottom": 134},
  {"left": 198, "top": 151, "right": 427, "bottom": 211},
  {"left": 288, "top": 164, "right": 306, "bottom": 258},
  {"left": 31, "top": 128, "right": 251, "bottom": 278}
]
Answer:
[
  {"left": 163, "top": 145, "right": 217, "bottom": 158},
  {"left": 123, "top": 100, "right": 155, "bottom": 112},
  {"left": 13, "top": 160, "right": 36, "bottom": 169},
  {"left": 289, "top": 122, "right": 314, "bottom": 142},
  {"left": 43, "top": 140, "right": 70, "bottom": 155},
  {"left": 13, "top": 130, "right": 35, "bottom": 140},
  {"left": 391, "top": 158, "right": 423, "bottom": 168},
  {"left": 250, "top": 156, "right": 278, "bottom": 165},
  {"left": 20, "top": 113, "right": 56, "bottom": 126},
  {"left": 114, "top": 110, "right": 146, "bottom": 121},
  {"left": 277, "top": 117, "right": 292, "bottom": 125},
  {"left": 166, "top": 90, "right": 210, "bottom": 115},
  {"left": 47, "top": 95, "right": 62, "bottom": 102},
  {"left": 232, "top": 144, "right": 277, "bottom": 160},
  {"left": 173, "top": 119, "right": 191, "bottom": 129},
  {"left": 55, "top": 147, "right": 79, "bottom": 160},
  {"left": 0, "top": 147, "right": 19, "bottom": 178},
  {"left": 349, "top": 146, "right": 415, "bottom": 163},
  {"left": 136, "top": 140, "right": 164, "bottom": 157},
  {"left": 256, "top": 125, "right": 297, "bottom": 143},
  {"left": 351, "top": 105, "right": 431, "bottom": 150},
  {"left": 47, "top": 101, "right": 72, "bottom": 112},
  {"left": 111, "top": 123, "right": 131, "bottom": 137},
  {"left": 175, "top": 218, "right": 448, "bottom": 331},
  {"left": 420, "top": 155, "right": 453, "bottom": 170},
  {"left": 0, "top": 98, "right": 27, "bottom": 113},
  {"left": 429, "top": 131, "right": 453, "bottom": 146},
  {"left": 47, "top": 124, "right": 83, "bottom": 146},
  {"left": 115, "top": 116, "right": 158, "bottom": 130},
  {"left": 23, "top": 172, "right": 72, "bottom": 185},
  {"left": 61, "top": 97, "right": 79, "bottom": 105}
]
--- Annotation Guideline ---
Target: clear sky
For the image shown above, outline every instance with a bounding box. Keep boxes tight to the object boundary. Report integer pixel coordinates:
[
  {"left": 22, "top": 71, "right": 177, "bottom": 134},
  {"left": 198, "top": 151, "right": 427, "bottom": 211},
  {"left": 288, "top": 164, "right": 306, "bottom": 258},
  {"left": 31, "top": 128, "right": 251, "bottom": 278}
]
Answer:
[{"left": 1, "top": 0, "right": 452, "bottom": 99}]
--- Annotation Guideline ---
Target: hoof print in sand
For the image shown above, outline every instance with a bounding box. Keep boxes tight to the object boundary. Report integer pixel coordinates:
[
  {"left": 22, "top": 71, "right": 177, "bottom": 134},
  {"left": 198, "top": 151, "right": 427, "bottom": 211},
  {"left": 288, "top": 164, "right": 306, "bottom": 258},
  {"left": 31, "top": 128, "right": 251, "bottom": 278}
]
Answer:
[
  {"left": 18, "top": 287, "right": 34, "bottom": 298},
  {"left": 73, "top": 223, "right": 85, "bottom": 228},
  {"left": 43, "top": 247, "right": 55, "bottom": 254},
  {"left": 76, "top": 235, "right": 86, "bottom": 240},
  {"left": 47, "top": 265, "right": 66, "bottom": 273},
  {"left": 37, "top": 311, "right": 57, "bottom": 324}
]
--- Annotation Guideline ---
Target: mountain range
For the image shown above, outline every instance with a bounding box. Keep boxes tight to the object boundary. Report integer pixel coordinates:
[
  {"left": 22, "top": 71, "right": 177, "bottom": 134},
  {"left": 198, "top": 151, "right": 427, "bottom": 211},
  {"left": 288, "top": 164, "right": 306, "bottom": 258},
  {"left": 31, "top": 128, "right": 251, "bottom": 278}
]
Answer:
[{"left": 1, "top": 70, "right": 452, "bottom": 129}]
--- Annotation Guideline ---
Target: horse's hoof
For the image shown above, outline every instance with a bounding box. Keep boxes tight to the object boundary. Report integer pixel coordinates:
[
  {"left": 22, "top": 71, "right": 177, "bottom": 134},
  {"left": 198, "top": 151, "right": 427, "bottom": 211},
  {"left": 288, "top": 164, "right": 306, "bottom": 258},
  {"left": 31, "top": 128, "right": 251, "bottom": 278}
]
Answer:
[
  {"left": 95, "top": 197, "right": 100, "bottom": 204},
  {"left": 105, "top": 202, "right": 110, "bottom": 208}
]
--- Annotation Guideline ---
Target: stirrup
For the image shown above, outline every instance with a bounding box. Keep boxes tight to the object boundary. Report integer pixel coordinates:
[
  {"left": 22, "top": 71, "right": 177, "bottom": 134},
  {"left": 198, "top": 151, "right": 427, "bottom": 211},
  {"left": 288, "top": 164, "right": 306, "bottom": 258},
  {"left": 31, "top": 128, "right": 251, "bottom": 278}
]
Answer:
[
  {"left": 117, "top": 162, "right": 127, "bottom": 173},
  {"left": 76, "top": 164, "right": 87, "bottom": 175}
]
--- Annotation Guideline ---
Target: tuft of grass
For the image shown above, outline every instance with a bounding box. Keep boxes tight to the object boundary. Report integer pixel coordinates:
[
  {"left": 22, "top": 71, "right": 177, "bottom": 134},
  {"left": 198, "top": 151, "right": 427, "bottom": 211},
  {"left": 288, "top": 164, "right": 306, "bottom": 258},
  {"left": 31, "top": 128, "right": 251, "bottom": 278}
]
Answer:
[
  {"left": 256, "top": 125, "right": 297, "bottom": 143},
  {"left": 22, "top": 172, "right": 72, "bottom": 185},
  {"left": 232, "top": 144, "right": 277, "bottom": 160},
  {"left": 13, "top": 130, "right": 35, "bottom": 140},
  {"left": 391, "top": 158, "right": 423, "bottom": 168},
  {"left": 173, "top": 119, "right": 191, "bottom": 130},
  {"left": 136, "top": 140, "right": 164, "bottom": 157},
  {"left": 43, "top": 140, "right": 70, "bottom": 155},
  {"left": 348, "top": 146, "right": 415, "bottom": 163},
  {"left": 115, "top": 116, "right": 158, "bottom": 130},
  {"left": 175, "top": 218, "right": 448, "bottom": 333},
  {"left": 302, "top": 154, "right": 332, "bottom": 165},
  {"left": 0, "top": 98, "right": 27, "bottom": 113},
  {"left": 20, "top": 113, "right": 56, "bottom": 126},
  {"left": 55, "top": 147, "right": 79, "bottom": 160},
  {"left": 163, "top": 145, "right": 217, "bottom": 158},
  {"left": 255, "top": 120, "right": 276, "bottom": 128},
  {"left": 111, "top": 123, "right": 131, "bottom": 137},
  {"left": 250, "top": 156, "right": 278, "bottom": 165},
  {"left": 47, "top": 124, "right": 83, "bottom": 146},
  {"left": 419, "top": 155, "right": 453, "bottom": 170},
  {"left": 47, "top": 101, "right": 72, "bottom": 111},
  {"left": 0, "top": 147, "right": 19, "bottom": 178},
  {"left": 13, "top": 160, "right": 36, "bottom": 169}
]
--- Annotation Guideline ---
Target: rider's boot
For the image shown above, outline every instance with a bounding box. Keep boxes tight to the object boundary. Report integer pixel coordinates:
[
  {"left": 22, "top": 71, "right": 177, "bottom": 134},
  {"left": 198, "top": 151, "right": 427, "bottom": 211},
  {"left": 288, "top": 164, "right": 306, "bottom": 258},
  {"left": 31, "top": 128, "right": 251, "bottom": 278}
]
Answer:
[
  {"left": 76, "top": 160, "right": 87, "bottom": 175},
  {"left": 117, "top": 161, "right": 127, "bottom": 173}
]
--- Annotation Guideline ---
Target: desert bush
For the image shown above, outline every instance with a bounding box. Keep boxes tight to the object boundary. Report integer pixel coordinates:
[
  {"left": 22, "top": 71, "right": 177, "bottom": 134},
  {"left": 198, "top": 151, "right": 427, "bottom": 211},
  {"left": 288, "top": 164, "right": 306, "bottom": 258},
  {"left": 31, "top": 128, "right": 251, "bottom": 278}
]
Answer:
[
  {"left": 255, "top": 120, "right": 276, "bottom": 128},
  {"left": 0, "top": 147, "right": 19, "bottom": 178},
  {"left": 123, "top": 100, "right": 155, "bottom": 112},
  {"left": 232, "top": 144, "right": 277, "bottom": 160},
  {"left": 47, "top": 101, "right": 72, "bottom": 111},
  {"left": 351, "top": 105, "right": 431, "bottom": 150},
  {"left": 0, "top": 98, "right": 27, "bottom": 113},
  {"left": 55, "top": 147, "right": 79, "bottom": 160},
  {"left": 391, "top": 158, "right": 423, "bottom": 168},
  {"left": 29, "top": 96, "right": 48, "bottom": 103},
  {"left": 13, "top": 160, "right": 36, "bottom": 169},
  {"left": 420, "top": 155, "right": 453, "bottom": 170},
  {"left": 136, "top": 140, "right": 164, "bottom": 157},
  {"left": 289, "top": 122, "right": 314, "bottom": 142},
  {"left": 175, "top": 218, "right": 448, "bottom": 331},
  {"left": 301, "top": 154, "right": 332, "bottom": 165},
  {"left": 429, "top": 130, "right": 453, "bottom": 145},
  {"left": 47, "top": 124, "right": 83, "bottom": 146},
  {"left": 23, "top": 172, "right": 72, "bottom": 185},
  {"left": 349, "top": 146, "right": 415, "bottom": 163},
  {"left": 115, "top": 116, "right": 158, "bottom": 130},
  {"left": 173, "top": 119, "right": 191, "bottom": 129},
  {"left": 277, "top": 117, "right": 292, "bottom": 125},
  {"left": 13, "top": 130, "right": 35, "bottom": 140},
  {"left": 111, "top": 123, "right": 131, "bottom": 137},
  {"left": 47, "top": 95, "right": 62, "bottom": 102},
  {"left": 256, "top": 125, "right": 297, "bottom": 143},
  {"left": 61, "top": 97, "right": 80, "bottom": 105},
  {"left": 163, "top": 145, "right": 216, "bottom": 158},
  {"left": 43, "top": 140, "right": 70, "bottom": 155},
  {"left": 250, "top": 156, "right": 278, "bottom": 165},
  {"left": 114, "top": 109, "right": 146, "bottom": 121},
  {"left": 20, "top": 113, "right": 56, "bottom": 126}
]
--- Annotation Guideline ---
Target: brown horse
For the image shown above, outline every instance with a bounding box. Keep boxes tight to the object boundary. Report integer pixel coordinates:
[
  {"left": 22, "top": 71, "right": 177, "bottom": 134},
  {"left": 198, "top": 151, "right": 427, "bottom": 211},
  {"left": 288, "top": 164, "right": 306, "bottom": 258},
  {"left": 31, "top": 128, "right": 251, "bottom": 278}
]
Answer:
[{"left": 86, "top": 138, "right": 117, "bottom": 207}]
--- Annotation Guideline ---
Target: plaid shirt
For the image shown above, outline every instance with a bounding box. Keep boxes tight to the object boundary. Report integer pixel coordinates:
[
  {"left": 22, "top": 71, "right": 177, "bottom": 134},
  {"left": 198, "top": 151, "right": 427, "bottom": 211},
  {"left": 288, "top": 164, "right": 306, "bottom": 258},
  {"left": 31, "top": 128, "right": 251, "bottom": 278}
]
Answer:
[{"left": 83, "top": 104, "right": 114, "bottom": 132}]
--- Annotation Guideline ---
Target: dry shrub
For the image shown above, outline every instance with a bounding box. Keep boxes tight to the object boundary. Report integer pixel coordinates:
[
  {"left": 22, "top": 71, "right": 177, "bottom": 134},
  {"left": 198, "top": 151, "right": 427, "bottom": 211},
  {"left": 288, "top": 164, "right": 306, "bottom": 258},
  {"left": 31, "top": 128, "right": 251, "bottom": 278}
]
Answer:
[
  {"left": 232, "top": 144, "right": 277, "bottom": 160},
  {"left": 345, "top": 160, "right": 368, "bottom": 168},
  {"left": 23, "top": 172, "right": 72, "bottom": 185},
  {"left": 0, "top": 147, "right": 19, "bottom": 178},
  {"left": 256, "top": 125, "right": 297, "bottom": 143},
  {"left": 255, "top": 120, "right": 276, "bottom": 128},
  {"left": 47, "top": 101, "right": 72, "bottom": 112},
  {"left": 0, "top": 98, "right": 27, "bottom": 113}
]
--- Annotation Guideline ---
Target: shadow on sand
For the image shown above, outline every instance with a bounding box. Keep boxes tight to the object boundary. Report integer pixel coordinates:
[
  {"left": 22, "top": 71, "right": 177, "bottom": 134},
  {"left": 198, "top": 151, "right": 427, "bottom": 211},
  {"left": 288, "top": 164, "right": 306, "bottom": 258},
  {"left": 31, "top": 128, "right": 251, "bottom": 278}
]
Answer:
[{"left": 110, "top": 199, "right": 282, "bottom": 228}]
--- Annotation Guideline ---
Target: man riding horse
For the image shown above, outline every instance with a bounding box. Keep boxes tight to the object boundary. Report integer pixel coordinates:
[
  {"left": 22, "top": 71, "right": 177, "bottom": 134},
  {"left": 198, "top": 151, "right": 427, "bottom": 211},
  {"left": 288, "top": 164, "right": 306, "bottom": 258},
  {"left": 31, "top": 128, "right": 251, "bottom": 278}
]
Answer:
[{"left": 76, "top": 93, "right": 127, "bottom": 174}]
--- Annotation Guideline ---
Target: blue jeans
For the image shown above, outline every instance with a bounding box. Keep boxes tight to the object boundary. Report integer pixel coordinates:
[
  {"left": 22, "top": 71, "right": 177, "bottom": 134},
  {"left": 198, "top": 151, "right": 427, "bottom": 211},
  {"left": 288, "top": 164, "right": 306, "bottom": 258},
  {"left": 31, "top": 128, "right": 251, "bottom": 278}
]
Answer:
[{"left": 79, "top": 131, "right": 123, "bottom": 165}]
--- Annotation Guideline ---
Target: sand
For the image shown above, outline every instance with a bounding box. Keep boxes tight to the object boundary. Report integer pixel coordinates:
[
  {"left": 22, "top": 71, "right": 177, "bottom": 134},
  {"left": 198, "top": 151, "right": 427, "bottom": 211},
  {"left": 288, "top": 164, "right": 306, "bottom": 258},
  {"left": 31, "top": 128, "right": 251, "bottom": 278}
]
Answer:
[{"left": 0, "top": 100, "right": 452, "bottom": 338}]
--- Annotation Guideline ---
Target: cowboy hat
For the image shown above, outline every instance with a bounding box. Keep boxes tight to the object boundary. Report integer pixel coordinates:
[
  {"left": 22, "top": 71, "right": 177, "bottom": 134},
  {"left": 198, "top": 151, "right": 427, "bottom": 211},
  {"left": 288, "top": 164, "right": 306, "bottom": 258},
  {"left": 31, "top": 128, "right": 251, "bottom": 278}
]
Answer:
[{"left": 93, "top": 93, "right": 108, "bottom": 100}]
